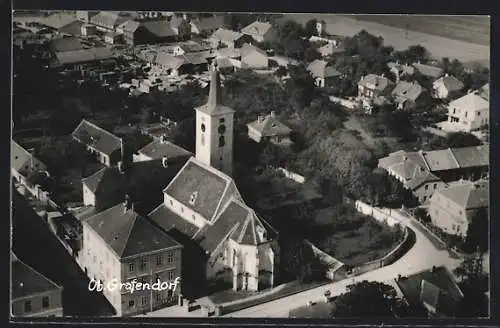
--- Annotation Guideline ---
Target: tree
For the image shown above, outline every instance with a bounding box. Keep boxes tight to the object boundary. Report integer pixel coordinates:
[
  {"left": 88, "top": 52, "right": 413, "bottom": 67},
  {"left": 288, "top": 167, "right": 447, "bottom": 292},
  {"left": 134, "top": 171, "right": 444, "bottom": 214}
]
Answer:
[
  {"left": 446, "top": 132, "right": 482, "bottom": 148},
  {"left": 304, "top": 19, "right": 318, "bottom": 37},
  {"left": 454, "top": 255, "right": 489, "bottom": 317},
  {"left": 331, "top": 281, "right": 398, "bottom": 317},
  {"left": 463, "top": 207, "right": 489, "bottom": 253},
  {"left": 414, "top": 207, "right": 429, "bottom": 223}
]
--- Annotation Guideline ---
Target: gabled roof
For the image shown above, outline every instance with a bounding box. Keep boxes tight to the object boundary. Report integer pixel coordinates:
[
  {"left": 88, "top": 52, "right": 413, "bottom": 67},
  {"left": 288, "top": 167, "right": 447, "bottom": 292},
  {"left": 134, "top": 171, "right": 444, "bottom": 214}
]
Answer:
[
  {"left": 449, "top": 91, "right": 489, "bottom": 112},
  {"left": 317, "top": 42, "right": 345, "bottom": 56},
  {"left": 194, "top": 198, "right": 276, "bottom": 254},
  {"left": 478, "top": 83, "right": 489, "bottom": 101},
  {"left": 54, "top": 47, "right": 115, "bottom": 66},
  {"left": 216, "top": 47, "right": 241, "bottom": 59},
  {"left": 449, "top": 145, "right": 489, "bottom": 168},
  {"left": 82, "top": 157, "right": 188, "bottom": 213},
  {"left": 90, "top": 11, "right": 125, "bottom": 28},
  {"left": 85, "top": 203, "right": 180, "bottom": 259},
  {"left": 143, "top": 20, "right": 177, "bottom": 37},
  {"left": 434, "top": 179, "right": 489, "bottom": 210},
  {"left": 176, "top": 40, "right": 211, "bottom": 53},
  {"left": 58, "top": 20, "right": 85, "bottom": 36},
  {"left": 148, "top": 204, "right": 200, "bottom": 238},
  {"left": 48, "top": 36, "right": 84, "bottom": 52},
  {"left": 71, "top": 119, "right": 122, "bottom": 156},
  {"left": 138, "top": 139, "right": 192, "bottom": 160},
  {"left": 307, "top": 59, "right": 341, "bottom": 79},
  {"left": 247, "top": 114, "right": 292, "bottom": 137},
  {"left": 387, "top": 62, "right": 415, "bottom": 75},
  {"left": 190, "top": 15, "right": 224, "bottom": 32},
  {"left": 421, "top": 149, "right": 460, "bottom": 171},
  {"left": 240, "top": 43, "right": 268, "bottom": 58},
  {"left": 420, "top": 280, "right": 445, "bottom": 312},
  {"left": 412, "top": 63, "right": 444, "bottom": 79},
  {"left": 211, "top": 28, "right": 244, "bottom": 43},
  {"left": 396, "top": 266, "right": 463, "bottom": 317},
  {"left": 11, "top": 257, "right": 62, "bottom": 300},
  {"left": 163, "top": 157, "right": 234, "bottom": 221},
  {"left": 358, "top": 74, "right": 394, "bottom": 92},
  {"left": 433, "top": 75, "right": 464, "bottom": 92},
  {"left": 392, "top": 80, "right": 426, "bottom": 102},
  {"left": 40, "top": 12, "right": 78, "bottom": 29},
  {"left": 241, "top": 21, "right": 273, "bottom": 37},
  {"left": 11, "top": 140, "right": 45, "bottom": 173},
  {"left": 154, "top": 53, "right": 186, "bottom": 69},
  {"left": 117, "top": 20, "right": 141, "bottom": 33}
]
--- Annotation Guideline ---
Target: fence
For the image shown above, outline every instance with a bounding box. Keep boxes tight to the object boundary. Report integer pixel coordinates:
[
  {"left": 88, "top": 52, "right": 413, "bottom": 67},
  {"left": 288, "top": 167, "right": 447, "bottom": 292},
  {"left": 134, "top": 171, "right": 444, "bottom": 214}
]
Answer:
[{"left": 277, "top": 167, "right": 306, "bottom": 184}]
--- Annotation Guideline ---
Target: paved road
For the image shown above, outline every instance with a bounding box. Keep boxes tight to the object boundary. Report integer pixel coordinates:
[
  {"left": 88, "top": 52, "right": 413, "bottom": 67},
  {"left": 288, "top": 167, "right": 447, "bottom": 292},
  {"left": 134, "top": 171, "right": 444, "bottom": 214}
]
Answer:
[
  {"left": 224, "top": 209, "right": 461, "bottom": 318},
  {"left": 285, "top": 14, "right": 489, "bottom": 66}
]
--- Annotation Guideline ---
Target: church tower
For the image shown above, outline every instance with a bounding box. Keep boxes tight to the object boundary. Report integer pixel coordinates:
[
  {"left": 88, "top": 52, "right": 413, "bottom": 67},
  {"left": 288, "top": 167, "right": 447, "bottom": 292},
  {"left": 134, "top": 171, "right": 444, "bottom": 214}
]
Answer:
[{"left": 194, "top": 62, "right": 235, "bottom": 176}]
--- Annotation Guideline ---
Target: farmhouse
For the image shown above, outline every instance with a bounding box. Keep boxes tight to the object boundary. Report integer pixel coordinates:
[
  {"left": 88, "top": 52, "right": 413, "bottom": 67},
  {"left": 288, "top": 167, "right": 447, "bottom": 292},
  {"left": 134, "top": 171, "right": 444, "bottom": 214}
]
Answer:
[
  {"left": 240, "top": 21, "right": 277, "bottom": 43},
  {"left": 247, "top": 111, "right": 292, "bottom": 145},
  {"left": 307, "top": 59, "right": 342, "bottom": 88},
  {"left": 432, "top": 74, "right": 464, "bottom": 99},
  {"left": 391, "top": 80, "right": 428, "bottom": 111}
]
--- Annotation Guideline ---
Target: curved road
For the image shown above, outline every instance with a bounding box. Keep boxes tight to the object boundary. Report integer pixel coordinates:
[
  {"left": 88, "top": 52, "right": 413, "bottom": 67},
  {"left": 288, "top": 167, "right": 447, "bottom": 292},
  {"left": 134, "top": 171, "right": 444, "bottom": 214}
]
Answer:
[{"left": 224, "top": 210, "right": 462, "bottom": 318}]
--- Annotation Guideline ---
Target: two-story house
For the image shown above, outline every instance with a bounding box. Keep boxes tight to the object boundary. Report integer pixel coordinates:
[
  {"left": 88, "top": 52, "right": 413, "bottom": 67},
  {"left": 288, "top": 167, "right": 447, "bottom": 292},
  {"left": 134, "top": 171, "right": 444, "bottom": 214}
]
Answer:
[
  {"left": 71, "top": 119, "right": 123, "bottom": 167},
  {"left": 444, "top": 86, "right": 489, "bottom": 132},
  {"left": 240, "top": 21, "right": 277, "bottom": 44},
  {"left": 391, "top": 80, "right": 429, "bottom": 111},
  {"left": 11, "top": 254, "right": 63, "bottom": 317},
  {"left": 247, "top": 111, "right": 292, "bottom": 145},
  {"left": 428, "top": 179, "right": 488, "bottom": 236},
  {"left": 80, "top": 201, "right": 183, "bottom": 316}
]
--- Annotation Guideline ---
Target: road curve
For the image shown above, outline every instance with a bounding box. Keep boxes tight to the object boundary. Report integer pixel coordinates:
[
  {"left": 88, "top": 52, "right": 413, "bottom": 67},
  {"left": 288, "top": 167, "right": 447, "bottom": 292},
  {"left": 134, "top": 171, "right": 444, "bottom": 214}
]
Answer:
[{"left": 224, "top": 210, "right": 461, "bottom": 318}]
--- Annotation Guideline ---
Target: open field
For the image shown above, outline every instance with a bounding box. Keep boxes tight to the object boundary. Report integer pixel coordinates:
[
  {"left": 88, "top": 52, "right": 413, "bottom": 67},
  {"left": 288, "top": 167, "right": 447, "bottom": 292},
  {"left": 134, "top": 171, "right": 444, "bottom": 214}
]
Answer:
[
  {"left": 352, "top": 15, "right": 490, "bottom": 46},
  {"left": 285, "top": 14, "right": 489, "bottom": 66}
]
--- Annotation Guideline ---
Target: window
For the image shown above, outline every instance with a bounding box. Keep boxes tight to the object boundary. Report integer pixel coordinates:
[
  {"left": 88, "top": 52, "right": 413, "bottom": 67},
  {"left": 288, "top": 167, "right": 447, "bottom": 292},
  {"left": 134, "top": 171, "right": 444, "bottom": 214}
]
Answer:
[
  {"left": 141, "top": 296, "right": 147, "bottom": 306},
  {"left": 219, "top": 136, "right": 225, "bottom": 147},
  {"left": 180, "top": 207, "right": 184, "bottom": 213},
  {"left": 423, "top": 196, "right": 427, "bottom": 201},
  {"left": 219, "top": 118, "right": 225, "bottom": 123},
  {"left": 140, "top": 258, "right": 147, "bottom": 271},
  {"left": 93, "top": 255, "right": 96, "bottom": 263},
  {"left": 168, "top": 252, "right": 174, "bottom": 264},
  {"left": 157, "top": 255, "right": 163, "bottom": 266},
  {"left": 156, "top": 293, "right": 161, "bottom": 302},
  {"left": 465, "top": 111, "right": 468, "bottom": 118},
  {"left": 129, "top": 263, "right": 135, "bottom": 273},
  {"left": 425, "top": 185, "right": 429, "bottom": 190},
  {"left": 87, "top": 248, "right": 90, "bottom": 256},
  {"left": 453, "top": 108, "right": 456, "bottom": 114},
  {"left": 189, "top": 192, "right": 198, "bottom": 205},
  {"left": 218, "top": 124, "right": 226, "bottom": 134},
  {"left": 170, "top": 199, "right": 173, "bottom": 206},
  {"left": 42, "top": 296, "right": 50, "bottom": 308},
  {"left": 434, "top": 183, "right": 437, "bottom": 189},
  {"left": 201, "top": 123, "right": 206, "bottom": 132},
  {"left": 24, "top": 300, "right": 31, "bottom": 313},
  {"left": 192, "top": 214, "right": 196, "bottom": 221},
  {"left": 477, "top": 111, "right": 481, "bottom": 116},
  {"left": 168, "top": 270, "right": 175, "bottom": 281},
  {"left": 129, "top": 300, "right": 135, "bottom": 308}
]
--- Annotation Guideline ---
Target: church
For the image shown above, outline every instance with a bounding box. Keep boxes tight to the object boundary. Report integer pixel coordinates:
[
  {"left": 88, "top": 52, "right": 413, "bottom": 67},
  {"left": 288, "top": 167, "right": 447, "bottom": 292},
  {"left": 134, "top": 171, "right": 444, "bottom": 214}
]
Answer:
[{"left": 149, "top": 62, "right": 280, "bottom": 293}]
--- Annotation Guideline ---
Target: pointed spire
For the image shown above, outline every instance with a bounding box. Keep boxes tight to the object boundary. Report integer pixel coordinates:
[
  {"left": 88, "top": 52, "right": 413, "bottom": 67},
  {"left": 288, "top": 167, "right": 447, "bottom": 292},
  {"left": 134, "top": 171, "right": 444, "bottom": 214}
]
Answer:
[{"left": 207, "top": 61, "right": 222, "bottom": 111}]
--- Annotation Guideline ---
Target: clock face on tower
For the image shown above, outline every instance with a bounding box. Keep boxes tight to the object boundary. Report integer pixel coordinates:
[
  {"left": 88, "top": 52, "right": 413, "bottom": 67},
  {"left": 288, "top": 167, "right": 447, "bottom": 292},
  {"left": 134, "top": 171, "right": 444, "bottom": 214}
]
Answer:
[
  {"left": 201, "top": 123, "right": 206, "bottom": 132},
  {"left": 218, "top": 124, "right": 226, "bottom": 134}
]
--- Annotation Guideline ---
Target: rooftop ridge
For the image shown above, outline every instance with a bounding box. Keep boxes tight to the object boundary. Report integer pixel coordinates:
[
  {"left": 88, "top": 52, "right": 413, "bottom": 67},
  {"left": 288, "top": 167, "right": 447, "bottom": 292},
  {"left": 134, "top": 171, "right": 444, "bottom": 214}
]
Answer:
[
  {"left": 118, "top": 209, "right": 140, "bottom": 257},
  {"left": 80, "top": 119, "right": 122, "bottom": 144},
  {"left": 211, "top": 222, "right": 241, "bottom": 256},
  {"left": 14, "top": 258, "right": 62, "bottom": 292},
  {"left": 81, "top": 166, "right": 107, "bottom": 183},
  {"left": 447, "top": 147, "right": 461, "bottom": 168}
]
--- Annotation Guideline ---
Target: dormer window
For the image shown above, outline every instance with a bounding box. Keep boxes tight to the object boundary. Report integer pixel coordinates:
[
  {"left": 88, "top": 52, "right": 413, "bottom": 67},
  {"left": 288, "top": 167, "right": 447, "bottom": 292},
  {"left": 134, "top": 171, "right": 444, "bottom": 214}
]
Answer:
[{"left": 189, "top": 191, "right": 198, "bottom": 205}]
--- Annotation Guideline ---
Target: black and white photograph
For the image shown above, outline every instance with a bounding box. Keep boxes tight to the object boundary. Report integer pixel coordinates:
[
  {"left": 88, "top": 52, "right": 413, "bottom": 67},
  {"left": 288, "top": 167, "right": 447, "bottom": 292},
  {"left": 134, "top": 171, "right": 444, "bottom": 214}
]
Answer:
[{"left": 10, "top": 10, "right": 490, "bottom": 320}]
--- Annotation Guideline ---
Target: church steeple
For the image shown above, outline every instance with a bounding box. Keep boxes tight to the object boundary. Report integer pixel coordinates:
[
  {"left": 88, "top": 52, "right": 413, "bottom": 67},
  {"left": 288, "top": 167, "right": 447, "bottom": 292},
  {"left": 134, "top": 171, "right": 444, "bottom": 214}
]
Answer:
[{"left": 206, "top": 61, "right": 223, "bottom": 112}]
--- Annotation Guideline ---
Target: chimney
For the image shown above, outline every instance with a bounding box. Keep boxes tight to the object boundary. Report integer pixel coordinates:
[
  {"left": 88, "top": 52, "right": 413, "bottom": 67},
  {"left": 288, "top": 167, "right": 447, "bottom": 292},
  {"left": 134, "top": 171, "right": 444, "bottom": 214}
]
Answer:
[
  {"left": 162, "top": 156, "right": 169, "bottom": 168},
  {"left": 270, "top": 111, "right": 276, "bottom": 118},
  {"left": 431, "top": 265, "right": 436, "bottom": 273}
]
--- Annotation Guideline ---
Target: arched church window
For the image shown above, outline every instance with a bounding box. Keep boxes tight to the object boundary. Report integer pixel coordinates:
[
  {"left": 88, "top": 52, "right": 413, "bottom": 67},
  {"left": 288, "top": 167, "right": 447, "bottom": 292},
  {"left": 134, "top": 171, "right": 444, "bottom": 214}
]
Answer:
[
  {"left": 201, "top": 123, "right": 206, "bottom": 132},
  {"left": 219, "top": 136, "right": 225, "bottom": 147}
]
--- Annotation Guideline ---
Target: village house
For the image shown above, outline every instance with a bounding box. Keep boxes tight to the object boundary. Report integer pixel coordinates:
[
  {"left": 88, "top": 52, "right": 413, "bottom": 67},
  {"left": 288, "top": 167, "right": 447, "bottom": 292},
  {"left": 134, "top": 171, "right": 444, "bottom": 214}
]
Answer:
[
  {"left": 11, "top": 140, "right": 47, "bottom": 188},
  {"left": 50, "top": 47, "right": 116, "bottom": 70},
  {"left": 115, "top": 20, "right": 149, "bottom": 46},
  {"left": 240, "top": 43, "right": 269, "bottom": 69},
  {"left": 81, "top": 156, "right": 189, "bottom": 214},
  {"left": 167, "top": 40, "right": 212, "bottom": 56},
  {"left": 148, "top": 63, "right": 279, "bottom": 293},
  {"left": 387, "top": 61, "right": 415, "bottom": 82},
  {"left": 89, "top": 11, "right": 127, "bottom": 33},
  {"left": 80, "top": 23, "right": 97, "bottom": 36},
  {"left": 395, "top": 266, "right": 464, "bottom": 318},
  {"left": 443, "top": 86, "right": 489, "bottom": 132},
  {"left": 190, "top": 15, "right": 224, "bottom": 36},
  {"left": 247, "top": 111, "right": 292, "bottom": 145},
  {"left": 432, "top": 74, "right": 464, "bottom": 99},
  {"left": 76, "top": 10, "right": 99, "bottom": 23},
  {"left": 428, "top": 179, "right": 488, "bottom": 236},
  {"left": 210, "top": 28, "right": 252, "bottom": 49},
  {"left": 391, "top": 80, "right": 429, "bottom": 111},
  {"left": 11, "top": 253, "right": 63, "bottom": 317},
  {"left": 134, "top": 135, "right": 193, "bottom": 162},
  {"left": 141, "top": 19, "right": 179, "bottom": 43},
  {"left": 71, "top": 119, "right": 123, "bottom": 167},
  {"left": 307, "top": 59, "right": 342, "bottom": 88},
  {"left": 412, "top": 62, "right": 444, "bottom": 80},
  {"left": 46, "top": 36, "right": 84, "bottom": 54},
  {"left": 240, "top": 21, "right": 277, "bottom": 44},
  {"left": 80, "top": 200, "right": 183, "bottom": 316},
  {"left": 104, "top": 32, "right": 122, "bottom": 44},
  {"left": 168, "top": 15, "right": 192, "bottom": 41},
  {"left": 378, "top": 145, "right": 489, "bottom": 203},
  {"left": 316, "top": 42, "right": 345, "bottom": 58},
  {"left": 38, "top": 12, "right": 79, "bottom": 33},
  {"left": 358, "top": 74, "right": 395, "bottom": 99}
]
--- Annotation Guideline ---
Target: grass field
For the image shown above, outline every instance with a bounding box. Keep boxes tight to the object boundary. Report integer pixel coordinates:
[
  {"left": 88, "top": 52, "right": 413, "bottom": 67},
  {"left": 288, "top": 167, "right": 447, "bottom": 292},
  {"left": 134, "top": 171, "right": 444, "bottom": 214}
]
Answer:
[
  {"left": 286, "top": 14, "right": 490, "bottom": 66},
  {"left": 352, "top": 15, "right": 490, "bottom": 46}
]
